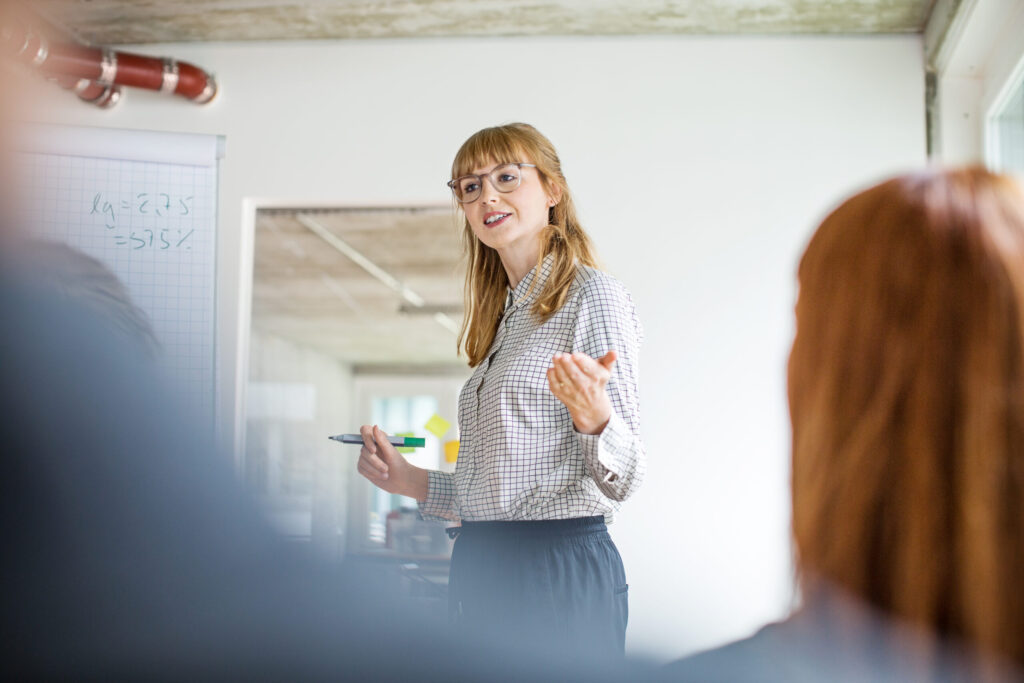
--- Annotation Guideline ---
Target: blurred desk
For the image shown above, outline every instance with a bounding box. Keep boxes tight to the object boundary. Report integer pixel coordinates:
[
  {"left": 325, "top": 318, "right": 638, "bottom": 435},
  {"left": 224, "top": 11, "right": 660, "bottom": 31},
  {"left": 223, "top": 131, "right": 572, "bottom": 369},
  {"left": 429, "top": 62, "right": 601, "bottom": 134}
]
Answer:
[{"left": 347, "top": 551, "right": 451, "bottom": 620}]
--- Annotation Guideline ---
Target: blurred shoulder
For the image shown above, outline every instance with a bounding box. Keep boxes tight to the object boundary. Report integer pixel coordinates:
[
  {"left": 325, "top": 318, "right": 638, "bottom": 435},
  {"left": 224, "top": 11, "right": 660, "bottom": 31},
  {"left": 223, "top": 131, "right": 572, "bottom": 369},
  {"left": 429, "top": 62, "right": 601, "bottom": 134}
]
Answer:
[
  {"left": 661, "top": 624, "right": 800, "bottom": 683},
  {"left": 661, "top": 604, "right": 1024, "bottom": 683}
]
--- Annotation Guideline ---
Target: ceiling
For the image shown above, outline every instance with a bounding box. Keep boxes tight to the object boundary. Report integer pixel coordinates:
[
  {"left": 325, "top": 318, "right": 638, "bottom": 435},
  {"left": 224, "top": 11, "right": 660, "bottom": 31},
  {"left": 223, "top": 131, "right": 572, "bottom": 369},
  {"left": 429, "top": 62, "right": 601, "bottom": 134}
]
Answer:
[
  {"left": 35, "top": 0, "right": 936, "bottom": 44},
  {"left": 253, "top": 207, "right": 468, "bottom": 367}
]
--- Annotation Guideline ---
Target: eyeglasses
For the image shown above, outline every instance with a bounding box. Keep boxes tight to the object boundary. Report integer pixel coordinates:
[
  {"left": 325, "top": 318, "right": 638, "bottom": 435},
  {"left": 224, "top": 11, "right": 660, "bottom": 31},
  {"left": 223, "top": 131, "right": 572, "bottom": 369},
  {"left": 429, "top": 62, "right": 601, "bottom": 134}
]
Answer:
[{"left": 447, "top": 163, "right": 537, "bottom": 204}]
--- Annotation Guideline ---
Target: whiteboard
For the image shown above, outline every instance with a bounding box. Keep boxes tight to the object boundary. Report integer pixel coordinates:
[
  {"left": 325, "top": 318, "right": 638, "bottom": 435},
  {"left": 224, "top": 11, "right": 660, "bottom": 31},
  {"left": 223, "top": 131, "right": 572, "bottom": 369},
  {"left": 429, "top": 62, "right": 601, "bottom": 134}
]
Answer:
[{"left": 12, "top": 124, "right": 223, "bottom": 432}]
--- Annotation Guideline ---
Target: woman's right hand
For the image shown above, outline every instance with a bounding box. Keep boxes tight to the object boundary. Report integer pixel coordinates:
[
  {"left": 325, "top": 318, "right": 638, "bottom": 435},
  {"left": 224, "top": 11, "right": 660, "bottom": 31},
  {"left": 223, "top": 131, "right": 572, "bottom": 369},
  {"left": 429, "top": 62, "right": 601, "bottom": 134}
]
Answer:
[{"left": 355, "top": 424, "right": 428, "bottom": 501}]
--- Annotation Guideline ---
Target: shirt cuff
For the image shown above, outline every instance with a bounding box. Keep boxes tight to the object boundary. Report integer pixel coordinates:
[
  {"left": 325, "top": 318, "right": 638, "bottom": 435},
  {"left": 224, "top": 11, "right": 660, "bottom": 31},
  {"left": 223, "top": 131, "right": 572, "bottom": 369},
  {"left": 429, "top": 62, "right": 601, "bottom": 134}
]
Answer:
[
  {"left": 417, "top": 469, "right": 458, "bottom": 522},
  {"left": 578, "top": 409, "right": 632, "bottom": 485}
]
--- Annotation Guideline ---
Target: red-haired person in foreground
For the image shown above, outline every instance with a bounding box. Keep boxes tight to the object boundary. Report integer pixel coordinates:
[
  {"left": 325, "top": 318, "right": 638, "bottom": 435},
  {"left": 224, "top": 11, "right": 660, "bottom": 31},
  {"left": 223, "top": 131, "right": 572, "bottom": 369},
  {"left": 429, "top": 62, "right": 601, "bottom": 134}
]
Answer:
[{"left": 668, "top": 168, "right": 1024, "bottom": 682}]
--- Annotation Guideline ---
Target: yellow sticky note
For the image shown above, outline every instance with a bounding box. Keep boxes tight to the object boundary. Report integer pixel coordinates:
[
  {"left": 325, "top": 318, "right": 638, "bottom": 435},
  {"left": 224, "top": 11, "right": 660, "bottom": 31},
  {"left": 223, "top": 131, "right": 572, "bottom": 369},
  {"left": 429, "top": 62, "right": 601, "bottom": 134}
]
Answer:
[
  {"left": 395, "top": 431, "right": 415, "bottom": 454},
  {"left": 444, "top": 440, "right": 460, "bottom": 463},
  {"left": 424, "top": 413, "right": 452, "bottom": 439}
]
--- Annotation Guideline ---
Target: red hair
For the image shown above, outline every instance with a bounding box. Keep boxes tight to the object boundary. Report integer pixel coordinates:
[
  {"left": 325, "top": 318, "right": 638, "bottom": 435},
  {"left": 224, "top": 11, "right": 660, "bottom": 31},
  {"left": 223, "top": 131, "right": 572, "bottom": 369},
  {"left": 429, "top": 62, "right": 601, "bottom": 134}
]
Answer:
[{"left": 789, "top": 167, "right": 1024, "bottom": 664}]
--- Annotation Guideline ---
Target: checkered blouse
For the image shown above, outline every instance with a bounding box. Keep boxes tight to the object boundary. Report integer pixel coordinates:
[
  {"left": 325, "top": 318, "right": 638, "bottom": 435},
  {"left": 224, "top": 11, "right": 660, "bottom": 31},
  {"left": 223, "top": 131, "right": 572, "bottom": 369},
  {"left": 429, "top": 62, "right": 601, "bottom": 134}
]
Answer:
[{"left": 419, "top": 254, "right": 645, "bottom": 523}]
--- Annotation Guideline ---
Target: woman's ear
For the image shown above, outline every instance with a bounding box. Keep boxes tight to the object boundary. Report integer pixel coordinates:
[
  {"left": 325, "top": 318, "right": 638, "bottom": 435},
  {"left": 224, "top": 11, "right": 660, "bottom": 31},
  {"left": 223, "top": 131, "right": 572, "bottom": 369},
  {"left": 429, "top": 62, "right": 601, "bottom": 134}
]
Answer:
[{"left": 547, "top": 184, "right": 563, "bottom": 207}]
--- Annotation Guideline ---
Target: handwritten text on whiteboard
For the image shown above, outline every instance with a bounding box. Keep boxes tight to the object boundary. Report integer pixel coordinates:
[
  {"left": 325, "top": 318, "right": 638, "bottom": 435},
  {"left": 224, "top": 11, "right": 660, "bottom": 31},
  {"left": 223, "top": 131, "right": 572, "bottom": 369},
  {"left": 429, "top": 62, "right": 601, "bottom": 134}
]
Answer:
[{"left": 90, "top": 191, "right": 196, "bottom": 250}]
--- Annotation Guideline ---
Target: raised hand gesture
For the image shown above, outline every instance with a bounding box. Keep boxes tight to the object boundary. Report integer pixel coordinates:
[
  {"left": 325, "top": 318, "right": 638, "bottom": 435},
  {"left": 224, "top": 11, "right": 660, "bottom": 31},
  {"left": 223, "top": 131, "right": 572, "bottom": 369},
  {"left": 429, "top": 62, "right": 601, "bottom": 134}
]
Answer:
[{"left": 546, "top": 351, "right": 617, "bottom": 435}]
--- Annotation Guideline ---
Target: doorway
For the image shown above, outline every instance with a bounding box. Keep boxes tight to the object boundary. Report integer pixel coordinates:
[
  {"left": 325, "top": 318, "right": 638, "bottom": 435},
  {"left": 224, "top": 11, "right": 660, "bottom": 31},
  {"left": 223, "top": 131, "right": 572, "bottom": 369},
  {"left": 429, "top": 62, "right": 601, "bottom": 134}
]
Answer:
[{"left": 244, "top": 204, "right": 467, "bottom": 560}]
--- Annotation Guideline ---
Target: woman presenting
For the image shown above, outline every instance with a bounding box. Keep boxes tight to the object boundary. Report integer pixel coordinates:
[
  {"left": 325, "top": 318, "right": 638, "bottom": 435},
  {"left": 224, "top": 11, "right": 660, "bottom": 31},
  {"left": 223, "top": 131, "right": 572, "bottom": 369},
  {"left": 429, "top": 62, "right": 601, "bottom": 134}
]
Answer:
[{"left": 357, "top": 122, "right": 645, "bottom": 659}]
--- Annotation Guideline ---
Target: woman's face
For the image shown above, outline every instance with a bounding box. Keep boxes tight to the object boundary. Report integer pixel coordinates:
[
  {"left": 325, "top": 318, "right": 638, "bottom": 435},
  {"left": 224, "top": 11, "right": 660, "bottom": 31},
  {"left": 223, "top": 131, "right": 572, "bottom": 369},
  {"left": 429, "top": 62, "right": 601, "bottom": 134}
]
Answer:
[{"left": 461, "top": 159, "right": 558, "bottom": 258}]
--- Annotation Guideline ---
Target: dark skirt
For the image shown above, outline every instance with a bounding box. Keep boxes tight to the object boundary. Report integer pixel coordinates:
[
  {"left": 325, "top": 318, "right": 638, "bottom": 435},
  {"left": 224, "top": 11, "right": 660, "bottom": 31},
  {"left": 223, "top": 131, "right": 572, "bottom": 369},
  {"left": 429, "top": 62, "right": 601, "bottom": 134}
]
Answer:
[{"left": 448, "top": 516, "right": 628, "bottom": 660}]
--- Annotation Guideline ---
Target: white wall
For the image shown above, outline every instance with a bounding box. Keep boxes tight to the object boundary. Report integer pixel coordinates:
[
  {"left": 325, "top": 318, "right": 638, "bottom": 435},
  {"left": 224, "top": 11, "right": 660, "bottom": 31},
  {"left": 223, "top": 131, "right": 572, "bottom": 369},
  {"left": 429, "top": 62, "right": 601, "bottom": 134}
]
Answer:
[{"left": 21, "top": 34, "right": 926, "bottom": 660}]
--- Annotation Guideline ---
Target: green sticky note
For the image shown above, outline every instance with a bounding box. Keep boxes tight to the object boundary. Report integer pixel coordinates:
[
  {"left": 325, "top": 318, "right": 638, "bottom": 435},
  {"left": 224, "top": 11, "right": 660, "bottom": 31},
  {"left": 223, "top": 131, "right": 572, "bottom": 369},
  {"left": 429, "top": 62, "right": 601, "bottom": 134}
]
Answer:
[
  {"left": 424, "top": 413, "right": 452, "bottom": 439},
  {"left": 395, "top": 431, "right": 416, "bottom": 454}
]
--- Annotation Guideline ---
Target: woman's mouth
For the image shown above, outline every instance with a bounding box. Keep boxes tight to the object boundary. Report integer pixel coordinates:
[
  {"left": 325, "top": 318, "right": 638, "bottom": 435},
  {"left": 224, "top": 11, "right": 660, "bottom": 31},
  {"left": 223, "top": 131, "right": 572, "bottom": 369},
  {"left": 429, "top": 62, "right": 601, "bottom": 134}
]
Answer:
[{"left": 484, "top": 212, "right": 511, "bottom": 227}]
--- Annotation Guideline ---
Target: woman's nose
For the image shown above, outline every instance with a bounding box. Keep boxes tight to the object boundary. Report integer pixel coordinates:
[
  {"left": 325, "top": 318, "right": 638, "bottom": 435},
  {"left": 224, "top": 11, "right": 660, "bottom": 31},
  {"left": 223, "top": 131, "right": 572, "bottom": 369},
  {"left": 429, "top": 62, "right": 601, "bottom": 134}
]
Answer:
[{"left": 480, "top": 179, "right": 499, "bottom": 203}]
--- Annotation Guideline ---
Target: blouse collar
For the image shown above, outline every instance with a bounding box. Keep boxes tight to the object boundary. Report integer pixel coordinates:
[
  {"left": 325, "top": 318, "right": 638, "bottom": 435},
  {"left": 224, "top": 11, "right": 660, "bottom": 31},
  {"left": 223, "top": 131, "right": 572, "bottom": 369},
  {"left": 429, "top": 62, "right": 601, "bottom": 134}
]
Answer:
[{"left": 506, "top": 252, "right": 555, "bottom": 311}]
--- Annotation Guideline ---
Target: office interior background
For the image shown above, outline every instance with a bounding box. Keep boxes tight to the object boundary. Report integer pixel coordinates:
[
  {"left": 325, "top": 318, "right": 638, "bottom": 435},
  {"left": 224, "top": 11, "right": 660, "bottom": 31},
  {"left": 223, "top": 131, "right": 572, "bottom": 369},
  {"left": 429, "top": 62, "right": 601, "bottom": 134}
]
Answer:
[{"left": 9, "top": 0, "right": 1024, "bottom": 662}]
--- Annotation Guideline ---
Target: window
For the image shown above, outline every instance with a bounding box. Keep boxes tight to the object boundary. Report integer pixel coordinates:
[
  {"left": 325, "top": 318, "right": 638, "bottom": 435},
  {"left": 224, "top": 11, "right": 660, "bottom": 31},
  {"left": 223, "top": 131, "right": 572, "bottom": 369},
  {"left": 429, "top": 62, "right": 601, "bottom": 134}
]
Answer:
[
  {"left": 367, "top": 394, "right": 440, "bottom": 543},
  {"left": 987, "top": 57, "right": 1024, "bottom": 173},
  {"left": 348, "top": 375, "right": 466, "bottom": 555}
]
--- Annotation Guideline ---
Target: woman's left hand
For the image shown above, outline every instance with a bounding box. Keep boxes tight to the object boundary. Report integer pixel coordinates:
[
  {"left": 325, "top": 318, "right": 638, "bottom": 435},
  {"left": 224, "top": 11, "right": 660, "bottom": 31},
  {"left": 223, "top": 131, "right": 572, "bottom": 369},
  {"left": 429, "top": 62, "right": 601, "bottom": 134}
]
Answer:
[{"left": 547, "top": 351, "right": 617, "bottom": 435}]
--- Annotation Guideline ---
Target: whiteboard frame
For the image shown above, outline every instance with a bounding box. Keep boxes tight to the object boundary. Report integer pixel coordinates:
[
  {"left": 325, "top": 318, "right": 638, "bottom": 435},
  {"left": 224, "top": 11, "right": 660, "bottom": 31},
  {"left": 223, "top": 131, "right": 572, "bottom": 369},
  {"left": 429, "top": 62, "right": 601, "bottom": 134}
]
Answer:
[{"left": 15, "top": 123, "right": 225, "bottom": 441}]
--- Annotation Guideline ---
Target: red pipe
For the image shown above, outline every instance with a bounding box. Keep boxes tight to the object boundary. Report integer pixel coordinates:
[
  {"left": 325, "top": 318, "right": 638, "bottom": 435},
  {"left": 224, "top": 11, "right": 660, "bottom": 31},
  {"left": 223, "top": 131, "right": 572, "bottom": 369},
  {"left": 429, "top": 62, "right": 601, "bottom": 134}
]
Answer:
[
  {"left": 1, "top": 20, "right": 217, "bottom": 106},
  {"left": 54, "top": 74, "right": 121, "bottom": 108}
]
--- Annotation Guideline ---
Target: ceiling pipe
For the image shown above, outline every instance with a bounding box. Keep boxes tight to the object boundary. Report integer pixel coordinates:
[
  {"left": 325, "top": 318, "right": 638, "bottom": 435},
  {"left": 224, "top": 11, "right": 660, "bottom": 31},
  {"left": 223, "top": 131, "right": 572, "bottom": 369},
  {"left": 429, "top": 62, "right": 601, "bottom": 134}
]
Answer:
[
  {"left": 1, "top": 20, "right": 217, "bottom": 107},
  {"left": 53, "top": 73, "right": 122, "bottom": 109}
]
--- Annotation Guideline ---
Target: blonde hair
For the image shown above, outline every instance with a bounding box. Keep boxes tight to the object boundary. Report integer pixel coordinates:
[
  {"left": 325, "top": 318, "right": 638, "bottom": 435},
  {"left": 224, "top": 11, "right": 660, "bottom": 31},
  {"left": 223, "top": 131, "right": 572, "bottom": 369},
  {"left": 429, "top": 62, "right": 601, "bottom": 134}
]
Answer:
[
  {"left": 788, "top": 167, "right": 1024, "bottom": 665},
  {"left": 451, "top": 123, "right": 598, "bottom": 367}
]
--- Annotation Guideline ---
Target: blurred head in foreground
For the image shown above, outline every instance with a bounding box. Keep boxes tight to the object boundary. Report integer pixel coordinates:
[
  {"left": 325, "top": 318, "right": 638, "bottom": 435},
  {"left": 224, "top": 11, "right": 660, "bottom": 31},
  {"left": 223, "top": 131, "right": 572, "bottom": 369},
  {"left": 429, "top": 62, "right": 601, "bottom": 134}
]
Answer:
[
  {"left": 0, "top": 5, "right": 46, "bottom": 248},
  {"left": 17, "top": 240, "right": 161, "bottom": 354},
  {"left": 0, "top": 26, "right": 18, "bottom": 246},
  {"left": 789, "top": 167, "right": 1024, "bottom": 667}
]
